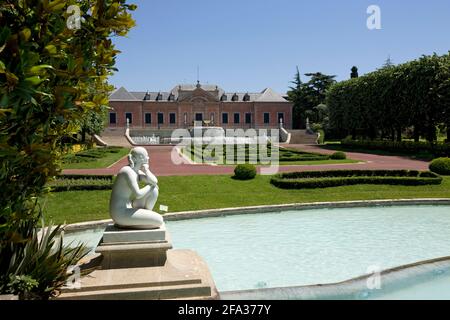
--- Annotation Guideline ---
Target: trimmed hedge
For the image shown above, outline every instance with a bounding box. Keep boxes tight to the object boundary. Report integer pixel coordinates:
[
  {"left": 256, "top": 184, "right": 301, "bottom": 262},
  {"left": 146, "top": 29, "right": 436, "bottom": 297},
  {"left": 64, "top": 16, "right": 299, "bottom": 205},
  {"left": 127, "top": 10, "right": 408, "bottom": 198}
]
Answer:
[
  {"left": 270, "top": 170, "right": 442, "bottom": 189},
  {"left": 327, "top": 53, "right": 450, "bottom": 144},
  {"left": 234, "top": 164, "right": 257, "bottom": 180},
  {"left": 56, "top": 174, "right": 114, "bottom": 181},
  {"left": 47, "top": 175, "right": 114, "bottom": 192},
  {"left": 429, "top": 158, "right": 450, "bottom": 176},
  {"left": 341, "top": 139, "right": 450, "bottom": 157},
  {"left": 186, "top": 144, "right": 331, "bottom": 163}
]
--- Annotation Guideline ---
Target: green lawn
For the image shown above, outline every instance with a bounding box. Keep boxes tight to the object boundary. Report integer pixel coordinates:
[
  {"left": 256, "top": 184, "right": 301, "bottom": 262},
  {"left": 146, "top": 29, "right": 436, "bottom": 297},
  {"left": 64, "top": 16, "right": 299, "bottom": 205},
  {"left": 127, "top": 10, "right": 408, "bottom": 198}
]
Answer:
[
  {"left": 42, "top": 175, "right": 450, "bottom": 225},
  {"left": 62, "top": 147, "right": 130, "bottom": 170}
]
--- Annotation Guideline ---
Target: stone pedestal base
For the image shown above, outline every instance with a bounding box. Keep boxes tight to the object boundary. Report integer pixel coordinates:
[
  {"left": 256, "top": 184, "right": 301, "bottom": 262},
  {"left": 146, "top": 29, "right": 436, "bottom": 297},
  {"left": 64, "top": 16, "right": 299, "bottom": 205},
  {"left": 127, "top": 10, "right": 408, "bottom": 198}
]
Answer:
[
  {"left": 59, "top": 250, "right": 219, "bottom": 300},
  {"left": 58, "top": 223, "right": 218, "bottom": 300},
  {"left": 96, "top": 224, "right": 172, "bottom": 269}
]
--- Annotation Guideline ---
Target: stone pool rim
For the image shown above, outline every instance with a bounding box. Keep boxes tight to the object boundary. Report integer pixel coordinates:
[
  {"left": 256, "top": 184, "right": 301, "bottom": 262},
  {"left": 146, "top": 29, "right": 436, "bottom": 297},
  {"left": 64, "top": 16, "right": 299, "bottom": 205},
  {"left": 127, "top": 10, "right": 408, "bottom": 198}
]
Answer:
[
  {"left": 220, "top": 255, "right": 450, "bottom": 300},
  {"left": 63, "top": 198, "right": 450, "bottom": 232}
]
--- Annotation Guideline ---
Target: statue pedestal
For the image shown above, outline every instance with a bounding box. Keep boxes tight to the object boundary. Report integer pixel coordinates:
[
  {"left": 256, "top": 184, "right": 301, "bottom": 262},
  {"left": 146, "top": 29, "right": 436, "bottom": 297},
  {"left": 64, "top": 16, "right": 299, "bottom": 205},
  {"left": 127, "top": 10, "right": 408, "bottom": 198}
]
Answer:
[
  {"left": 58, "top": 223, "right": 219, "bottom": 300},
  {"left": 96, "top": 224, "right": 172, "bottom": 269}
]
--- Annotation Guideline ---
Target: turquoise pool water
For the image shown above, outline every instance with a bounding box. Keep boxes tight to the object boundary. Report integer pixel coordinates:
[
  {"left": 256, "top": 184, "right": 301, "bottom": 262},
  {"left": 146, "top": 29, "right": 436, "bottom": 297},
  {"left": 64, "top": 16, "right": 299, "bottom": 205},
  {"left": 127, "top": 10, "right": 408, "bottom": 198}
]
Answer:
[
  {"left": 166, "top": 205, "right": 450, "bottom": 292},
  {"left": 64, "top": 205, "right": 450, "bottom": 298}
]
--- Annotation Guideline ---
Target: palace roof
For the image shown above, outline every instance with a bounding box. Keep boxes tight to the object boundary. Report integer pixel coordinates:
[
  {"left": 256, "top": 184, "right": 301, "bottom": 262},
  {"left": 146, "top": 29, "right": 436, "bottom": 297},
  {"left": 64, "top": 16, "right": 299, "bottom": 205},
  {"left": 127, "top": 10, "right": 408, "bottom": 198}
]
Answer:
[{"left": 110, "top": 84, "right": 288, "bottom": 103}]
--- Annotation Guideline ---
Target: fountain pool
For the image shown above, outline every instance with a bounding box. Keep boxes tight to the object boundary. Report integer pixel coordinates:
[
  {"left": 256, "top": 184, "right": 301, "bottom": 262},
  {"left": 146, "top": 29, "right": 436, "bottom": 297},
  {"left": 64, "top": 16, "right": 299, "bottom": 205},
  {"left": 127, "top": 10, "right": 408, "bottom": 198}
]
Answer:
[{"left": 64, "top": 204, "right": 450, "bottom": 299}]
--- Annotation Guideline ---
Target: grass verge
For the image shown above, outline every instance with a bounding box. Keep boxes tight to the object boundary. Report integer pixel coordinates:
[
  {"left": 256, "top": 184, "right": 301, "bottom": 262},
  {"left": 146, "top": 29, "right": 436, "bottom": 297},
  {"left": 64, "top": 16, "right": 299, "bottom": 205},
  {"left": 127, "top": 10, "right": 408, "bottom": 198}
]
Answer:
[{"left": 42, "top": 175, "right": 450, "bottom": 225}]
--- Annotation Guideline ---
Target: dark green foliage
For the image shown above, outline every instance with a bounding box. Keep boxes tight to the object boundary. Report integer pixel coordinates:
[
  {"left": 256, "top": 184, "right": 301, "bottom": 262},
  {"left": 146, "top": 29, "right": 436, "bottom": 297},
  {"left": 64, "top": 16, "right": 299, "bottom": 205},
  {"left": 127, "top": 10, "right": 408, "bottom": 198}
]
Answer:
[
  {"left": 287, "top": 68, "right": 336, "bottom": 129},
  {"left": 0, "top": 0, "right": 135, "bottom": 299},
  {"left": 234, "top": 164, "right": 257, "bottom": 180},
  {"left": 327, "top": 53, "right": 450, "bottom": 142},
  {"left": 350, "top": 66, "right": 359, "bottom": 78},
  {"left": 341, "top": 139, "right": 450, "bottom": 157},
  {"left": 330, "top": 151, "right": 347, "bottom": 160},
  {"left": 429, "top": 158, "right": 450, "bottom": 175},
  {"left": 0, "top": 218, "right": 88, "bottom": 300},
  {"left": 270, "top": 170, "right": 442, "bottom": 189}
]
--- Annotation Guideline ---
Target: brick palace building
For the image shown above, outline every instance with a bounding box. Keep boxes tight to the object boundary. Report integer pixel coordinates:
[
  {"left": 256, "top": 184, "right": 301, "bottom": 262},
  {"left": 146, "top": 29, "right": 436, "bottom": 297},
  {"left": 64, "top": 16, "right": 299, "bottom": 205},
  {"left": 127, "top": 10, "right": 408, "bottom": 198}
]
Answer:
[{"left": 108, "top": 83, "right": 293, "bottom": 131}]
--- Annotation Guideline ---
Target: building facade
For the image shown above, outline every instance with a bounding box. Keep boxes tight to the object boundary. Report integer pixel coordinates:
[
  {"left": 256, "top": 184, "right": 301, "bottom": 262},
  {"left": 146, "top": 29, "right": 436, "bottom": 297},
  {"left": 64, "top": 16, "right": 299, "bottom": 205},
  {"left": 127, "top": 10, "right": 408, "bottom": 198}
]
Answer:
[{"left": 108, "top": 83, "right": 293, "bottom": 130}]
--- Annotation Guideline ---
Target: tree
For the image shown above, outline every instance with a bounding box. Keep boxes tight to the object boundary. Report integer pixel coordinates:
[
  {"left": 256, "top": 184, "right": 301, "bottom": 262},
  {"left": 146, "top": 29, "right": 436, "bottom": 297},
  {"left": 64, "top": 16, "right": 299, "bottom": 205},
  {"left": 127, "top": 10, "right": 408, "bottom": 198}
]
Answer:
[
  {"left": 327, "top": 52, "right": 450, "bottom": 143},
  {"left": 287, "top": 69, "right": 336, "bottom": 129},
  {"left": 381, "top": 55, "right": 395, "bottom": 69},
  {"left": 350, "top": 66, "right": 359, "bottom": 78},
  {"left": 287, "top": 66, "right": 309, "bottom": 129},
  {"left": 303, "top": 72, "right": 337, "bottom": 105},
  {"left": 0, "top": 0, "right": 136, "bottom": 299},
  {"left": 77, "top": 107, "right": 108, "bottom": 143}
]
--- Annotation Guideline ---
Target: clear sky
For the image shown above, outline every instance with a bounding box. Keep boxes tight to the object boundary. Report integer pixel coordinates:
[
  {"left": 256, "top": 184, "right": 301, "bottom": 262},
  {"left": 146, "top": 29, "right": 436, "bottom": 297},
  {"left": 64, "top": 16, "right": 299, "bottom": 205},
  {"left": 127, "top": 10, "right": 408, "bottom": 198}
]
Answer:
[{"left": 109, "top": 0, "right": 450, "bottom": 94}]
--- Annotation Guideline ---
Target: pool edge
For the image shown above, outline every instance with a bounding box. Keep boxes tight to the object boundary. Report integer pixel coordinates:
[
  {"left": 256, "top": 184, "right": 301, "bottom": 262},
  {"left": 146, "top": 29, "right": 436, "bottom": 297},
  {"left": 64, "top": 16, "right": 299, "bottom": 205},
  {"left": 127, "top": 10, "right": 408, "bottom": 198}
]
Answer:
[
  {"left": 220, "top": 255, "right": 450, "bottom": 300},
  {"left": 64, "top": 198, "right": 450, "bottom": 232}
]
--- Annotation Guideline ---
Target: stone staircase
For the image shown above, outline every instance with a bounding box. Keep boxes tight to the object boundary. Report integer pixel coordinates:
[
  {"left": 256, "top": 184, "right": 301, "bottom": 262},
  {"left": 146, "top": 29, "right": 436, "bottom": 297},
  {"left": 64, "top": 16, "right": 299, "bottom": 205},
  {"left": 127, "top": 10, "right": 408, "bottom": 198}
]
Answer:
[
  {"left": 288, "top": 130, "right": 318, "bottom": 145},
  {"left": 100, "top": 129, "right": 132, "bottom": 147}
]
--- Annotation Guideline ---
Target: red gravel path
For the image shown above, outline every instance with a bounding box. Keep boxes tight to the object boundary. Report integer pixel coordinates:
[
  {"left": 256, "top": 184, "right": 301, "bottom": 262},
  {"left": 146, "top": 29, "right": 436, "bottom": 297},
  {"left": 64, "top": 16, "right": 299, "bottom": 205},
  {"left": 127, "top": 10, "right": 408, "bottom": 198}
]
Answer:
[{"left": 63, "top": 144, "right": 430, "bottom": 177}]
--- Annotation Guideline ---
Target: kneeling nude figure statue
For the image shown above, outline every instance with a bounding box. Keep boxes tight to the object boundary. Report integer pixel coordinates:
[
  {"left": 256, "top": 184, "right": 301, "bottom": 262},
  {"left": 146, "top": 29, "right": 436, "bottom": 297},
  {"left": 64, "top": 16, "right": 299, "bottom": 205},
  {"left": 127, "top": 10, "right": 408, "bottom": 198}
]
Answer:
[{"left": 110, "top": 147, "right": 163, "bottom": 229}]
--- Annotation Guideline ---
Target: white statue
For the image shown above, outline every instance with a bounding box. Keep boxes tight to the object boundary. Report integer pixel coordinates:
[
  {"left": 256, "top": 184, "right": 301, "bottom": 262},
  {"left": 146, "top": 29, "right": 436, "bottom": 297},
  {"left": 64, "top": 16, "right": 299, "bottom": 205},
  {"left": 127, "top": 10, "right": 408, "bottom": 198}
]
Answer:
[{"left": 109, "top": 147, "right": 163, "bottom": 229}]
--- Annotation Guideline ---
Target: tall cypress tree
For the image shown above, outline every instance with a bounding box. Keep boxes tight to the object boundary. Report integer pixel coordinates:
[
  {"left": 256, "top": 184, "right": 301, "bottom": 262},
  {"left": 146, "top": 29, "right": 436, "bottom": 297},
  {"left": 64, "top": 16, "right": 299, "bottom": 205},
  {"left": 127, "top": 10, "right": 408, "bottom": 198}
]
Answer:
[
  {"left": 287, "top": 67, "right": 309, "bottom": 129},
  {"left": 351, "top": 66, "right": 359, "bottom": 78}
]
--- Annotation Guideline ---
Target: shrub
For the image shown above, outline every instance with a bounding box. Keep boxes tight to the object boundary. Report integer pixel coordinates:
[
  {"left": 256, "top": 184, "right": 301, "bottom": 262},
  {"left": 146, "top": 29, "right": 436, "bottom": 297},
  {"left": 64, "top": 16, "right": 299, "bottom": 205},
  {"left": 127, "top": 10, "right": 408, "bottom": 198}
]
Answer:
[
  {"left": 429, "top": 158, "right": 450, "bottom": 175},
  {"left": 330, "top": 151, "right": 347, "bottom": 160},
  {"left": 270, "top": 170, "right": 442, "bottom": 189},
  {"left": 234, "top": 164, "right": 257, "bottom": 180},
  {"left": 0, "top": 219, "right": 88, "bottom": 300},
  {"left": 0, "top": 0, "right": 135, "bottom": 299}
]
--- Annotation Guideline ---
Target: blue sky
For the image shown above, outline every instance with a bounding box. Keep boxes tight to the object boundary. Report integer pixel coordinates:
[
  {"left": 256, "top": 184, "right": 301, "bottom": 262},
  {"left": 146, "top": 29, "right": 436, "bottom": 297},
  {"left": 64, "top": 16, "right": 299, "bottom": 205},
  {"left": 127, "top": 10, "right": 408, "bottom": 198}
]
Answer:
[{"left": 109, "top": 0, "right": 450, "bottom": 94}]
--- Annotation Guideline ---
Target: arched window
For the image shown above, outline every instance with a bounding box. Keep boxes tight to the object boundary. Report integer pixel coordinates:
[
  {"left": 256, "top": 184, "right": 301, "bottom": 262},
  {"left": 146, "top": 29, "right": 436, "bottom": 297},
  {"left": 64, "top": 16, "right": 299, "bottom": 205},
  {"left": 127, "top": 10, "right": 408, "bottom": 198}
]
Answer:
[{"left": 232, "top": 93, "right": 239, "bottom": 102}]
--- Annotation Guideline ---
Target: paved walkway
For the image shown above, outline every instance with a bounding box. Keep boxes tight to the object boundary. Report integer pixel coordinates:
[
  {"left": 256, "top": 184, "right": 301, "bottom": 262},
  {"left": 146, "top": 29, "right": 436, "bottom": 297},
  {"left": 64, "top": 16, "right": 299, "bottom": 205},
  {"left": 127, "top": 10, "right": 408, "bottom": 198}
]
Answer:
[{"left": 63, "top": 144, "right": 430, "bottom": 176}]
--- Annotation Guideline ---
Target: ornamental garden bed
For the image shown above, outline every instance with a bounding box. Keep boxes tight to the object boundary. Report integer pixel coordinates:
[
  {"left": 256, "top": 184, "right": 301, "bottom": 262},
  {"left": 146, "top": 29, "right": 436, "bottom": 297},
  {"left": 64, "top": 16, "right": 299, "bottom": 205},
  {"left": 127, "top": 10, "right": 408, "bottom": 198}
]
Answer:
[
  {"left": 62, "top": 146, "right": 130, "bottom": 169},
  {"left": 183, "top": 144, "right": 334, "bottom": 164},
  {"left": 270, "top": 170, "right": 443, "bottom": 189}
]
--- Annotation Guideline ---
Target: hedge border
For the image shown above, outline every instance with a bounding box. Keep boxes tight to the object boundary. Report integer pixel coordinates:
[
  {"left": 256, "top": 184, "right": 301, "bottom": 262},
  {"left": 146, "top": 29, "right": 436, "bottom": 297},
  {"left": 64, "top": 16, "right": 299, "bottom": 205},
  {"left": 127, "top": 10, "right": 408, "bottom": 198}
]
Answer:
[
  {"left": 271, "top": 170, "right": 443, "bottom": 189},
  {"left": 48, "top": 175, "right": 115, "bottom": 192},
  {"left": 56, "top": 174, "right": 114, "bottom": 181},
  {"left": 341, "top": 139, "right": 450, "bottom": 157},
  {"left": 50, "top": 185, "right": 113, "bottom": 192}
]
